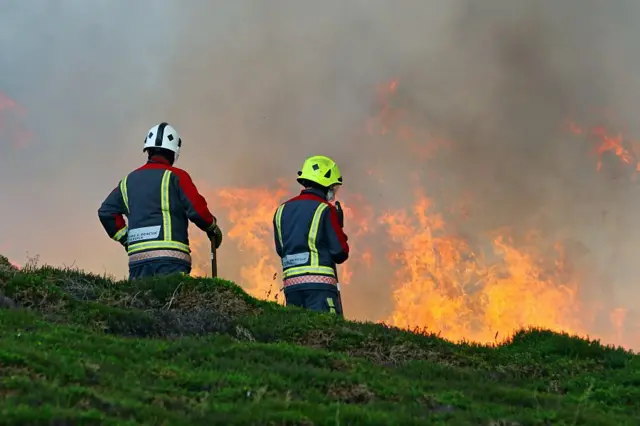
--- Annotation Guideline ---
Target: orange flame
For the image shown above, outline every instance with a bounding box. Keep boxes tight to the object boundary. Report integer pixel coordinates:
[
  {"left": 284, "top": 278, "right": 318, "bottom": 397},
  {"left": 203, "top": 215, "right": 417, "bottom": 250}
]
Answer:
[
  {"left": 380, "top": 193, "right": 584, "bottom": 343},
  {"left": 216, "top": 183, "right": 289, "bottom": 301},
  {"left": 189, "top": 181, "right": 290, "bottom": 303},
  {"left": 568, "top": 120, "right": 640, "bottom": 173}
]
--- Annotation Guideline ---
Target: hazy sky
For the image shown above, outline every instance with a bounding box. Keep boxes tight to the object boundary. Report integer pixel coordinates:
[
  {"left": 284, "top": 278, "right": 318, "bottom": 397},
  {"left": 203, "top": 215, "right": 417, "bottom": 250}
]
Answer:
[{"left": 1, "top": 0, "right": 640, "bottom": 347}]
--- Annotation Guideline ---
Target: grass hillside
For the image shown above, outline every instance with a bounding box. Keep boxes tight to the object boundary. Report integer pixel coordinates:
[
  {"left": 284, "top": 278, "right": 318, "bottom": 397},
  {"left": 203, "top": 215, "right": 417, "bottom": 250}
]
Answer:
[{"left": 0, "top": 255, "right": 638, "bottom": 425}]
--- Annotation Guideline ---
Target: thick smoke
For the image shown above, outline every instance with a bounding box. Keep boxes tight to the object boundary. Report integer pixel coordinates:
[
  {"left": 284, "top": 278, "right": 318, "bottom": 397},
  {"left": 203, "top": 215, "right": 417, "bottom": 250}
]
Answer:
[{"left": 1, "top": 1, "right": 639, "bottom": 344}]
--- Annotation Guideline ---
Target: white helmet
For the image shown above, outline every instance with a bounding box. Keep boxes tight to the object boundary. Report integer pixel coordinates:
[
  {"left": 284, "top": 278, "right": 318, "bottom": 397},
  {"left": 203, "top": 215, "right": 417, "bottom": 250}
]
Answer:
[{"left": 143, "top": 122, "right": 182, "bottom": 163}]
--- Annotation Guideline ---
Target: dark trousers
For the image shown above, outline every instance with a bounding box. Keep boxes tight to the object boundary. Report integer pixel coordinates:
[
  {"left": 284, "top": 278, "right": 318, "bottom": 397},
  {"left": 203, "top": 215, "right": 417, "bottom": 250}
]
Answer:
[
  {"left": 129, "top": 259, "right": 191, "bottom": 280},
  {"left": 284, "top": 287, "right": 343, "bottom": 316}
]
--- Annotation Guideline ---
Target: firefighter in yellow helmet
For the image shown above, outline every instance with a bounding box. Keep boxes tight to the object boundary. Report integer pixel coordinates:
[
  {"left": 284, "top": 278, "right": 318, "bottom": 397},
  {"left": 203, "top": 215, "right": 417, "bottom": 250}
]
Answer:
[{"left": 272, "top": 155, "right": 349, "bottom": 315}]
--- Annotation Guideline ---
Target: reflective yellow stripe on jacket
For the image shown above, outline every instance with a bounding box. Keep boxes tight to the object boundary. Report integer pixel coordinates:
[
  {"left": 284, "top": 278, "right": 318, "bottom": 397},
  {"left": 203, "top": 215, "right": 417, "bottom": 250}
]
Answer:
[
  {"left": 274, "top": 204, "right": 285, "bottom": 248},
  {"left": 124, "top": 170, "right": 190, "bottom": 254},
  {"left": 120, "top": 176, "right": 129, "bottom": 213},
  {"left": 112, "top": 176, "right": 129, "bottom": 242},
  {"left": 113, "top": 227, "right": 127, "bottom": 242},
  {"left": 276, "top": 203, "right": 335, "bottom": 279}
]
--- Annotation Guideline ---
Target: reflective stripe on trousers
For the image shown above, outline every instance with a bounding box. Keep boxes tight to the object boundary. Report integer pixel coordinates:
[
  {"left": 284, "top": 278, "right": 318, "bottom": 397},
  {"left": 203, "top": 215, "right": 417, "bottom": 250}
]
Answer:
[
  {"left": 128, "top": 249, "right": 191, "bottom": 264},
  {"left": 283, "top": 275, "right": 338, "bottom": 288}
]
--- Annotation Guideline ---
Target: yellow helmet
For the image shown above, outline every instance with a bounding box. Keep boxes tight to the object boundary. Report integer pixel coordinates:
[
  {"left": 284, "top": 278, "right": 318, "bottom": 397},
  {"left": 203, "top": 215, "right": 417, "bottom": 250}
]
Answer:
[{"left": 297, "top": 155, "right": 343, "bottom": 188}]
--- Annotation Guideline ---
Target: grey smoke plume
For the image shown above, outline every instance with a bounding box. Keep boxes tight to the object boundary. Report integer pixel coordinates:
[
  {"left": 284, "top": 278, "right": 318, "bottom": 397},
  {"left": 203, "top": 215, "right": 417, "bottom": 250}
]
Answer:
[{"left": 1, "top": 0, "right": 639, "bottom": 347}]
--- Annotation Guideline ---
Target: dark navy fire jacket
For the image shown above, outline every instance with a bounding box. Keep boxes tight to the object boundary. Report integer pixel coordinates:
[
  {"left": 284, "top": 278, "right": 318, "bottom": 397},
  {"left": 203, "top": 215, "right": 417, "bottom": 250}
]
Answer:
[
  {"left": 273, "top": 188, "right": 349, "bottom": 292},
  {"left": 98, "top": 156, "right": 217, "bottom": 265}
]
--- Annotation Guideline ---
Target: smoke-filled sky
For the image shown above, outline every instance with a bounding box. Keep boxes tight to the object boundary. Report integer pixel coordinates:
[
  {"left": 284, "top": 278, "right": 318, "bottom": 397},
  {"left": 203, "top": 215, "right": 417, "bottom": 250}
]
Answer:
[{"left": 2, "top": 0, "right": 640, "bottom": 346}]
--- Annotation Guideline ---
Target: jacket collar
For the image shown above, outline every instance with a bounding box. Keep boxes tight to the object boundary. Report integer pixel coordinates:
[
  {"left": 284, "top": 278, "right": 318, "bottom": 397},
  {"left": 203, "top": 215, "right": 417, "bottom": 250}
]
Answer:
[
  {"left": 300, "top": 187, "right": 327, "bottom": 200},
  {"left": 148, "top": 155, "right": 171, "bottom": 165}
]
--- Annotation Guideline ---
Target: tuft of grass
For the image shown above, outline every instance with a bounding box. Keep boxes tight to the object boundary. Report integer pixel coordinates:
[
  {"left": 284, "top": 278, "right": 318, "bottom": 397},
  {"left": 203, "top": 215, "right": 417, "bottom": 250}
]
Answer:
[{"left": 0, "top": 255, "right": 638, "bottom": 425}]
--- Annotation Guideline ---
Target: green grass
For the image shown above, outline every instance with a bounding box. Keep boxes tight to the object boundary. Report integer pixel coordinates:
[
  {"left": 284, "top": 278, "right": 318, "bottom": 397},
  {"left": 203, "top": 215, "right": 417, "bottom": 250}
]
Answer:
[{"left": 0, "top": 256, "right": 638, "bottom": 425}]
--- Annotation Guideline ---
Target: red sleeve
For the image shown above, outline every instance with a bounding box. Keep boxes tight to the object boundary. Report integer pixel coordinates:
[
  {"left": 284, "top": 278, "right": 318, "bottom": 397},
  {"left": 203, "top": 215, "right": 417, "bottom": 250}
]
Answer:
[
  {"left": 328, "top": 205, "right": 349, "bottom": 253},
  {"left": 172, "top": 168, "right": 215, "bottom": 226},
  {"left": 114, "top": 214, "right": 126, "bottom": 230}
]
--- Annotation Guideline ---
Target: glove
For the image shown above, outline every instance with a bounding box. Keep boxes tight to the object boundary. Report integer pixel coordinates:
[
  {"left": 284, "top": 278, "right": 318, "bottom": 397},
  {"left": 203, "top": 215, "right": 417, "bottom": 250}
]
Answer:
[
  {"left": 207, "top": 224, "right": 223, "bottom": 249},
  {"left": 335, "top": 201, "right": 344, "bottom": 228}
]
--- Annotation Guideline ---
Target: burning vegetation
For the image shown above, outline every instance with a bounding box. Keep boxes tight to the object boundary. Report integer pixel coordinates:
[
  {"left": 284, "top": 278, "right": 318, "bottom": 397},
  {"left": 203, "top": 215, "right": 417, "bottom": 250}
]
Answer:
[{"left": 183, "top": 80, "right": 640, "bottom": 352}]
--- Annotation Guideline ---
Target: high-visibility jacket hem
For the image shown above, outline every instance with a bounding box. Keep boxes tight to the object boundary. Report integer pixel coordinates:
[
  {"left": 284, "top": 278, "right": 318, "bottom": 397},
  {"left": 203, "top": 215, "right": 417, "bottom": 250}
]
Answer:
[
  {"left": 128, "top": 249, "right": 192, "bottom": 265},
  {"left": 283, "top": 274, "right": 338, "bottom": 288}
]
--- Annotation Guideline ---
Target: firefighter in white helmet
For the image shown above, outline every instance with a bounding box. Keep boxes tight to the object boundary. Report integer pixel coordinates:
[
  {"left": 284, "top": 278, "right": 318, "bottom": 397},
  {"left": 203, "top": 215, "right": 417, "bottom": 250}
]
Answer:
[{"left": 98, "top": 122, "right": 223, "bottom": 279}]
